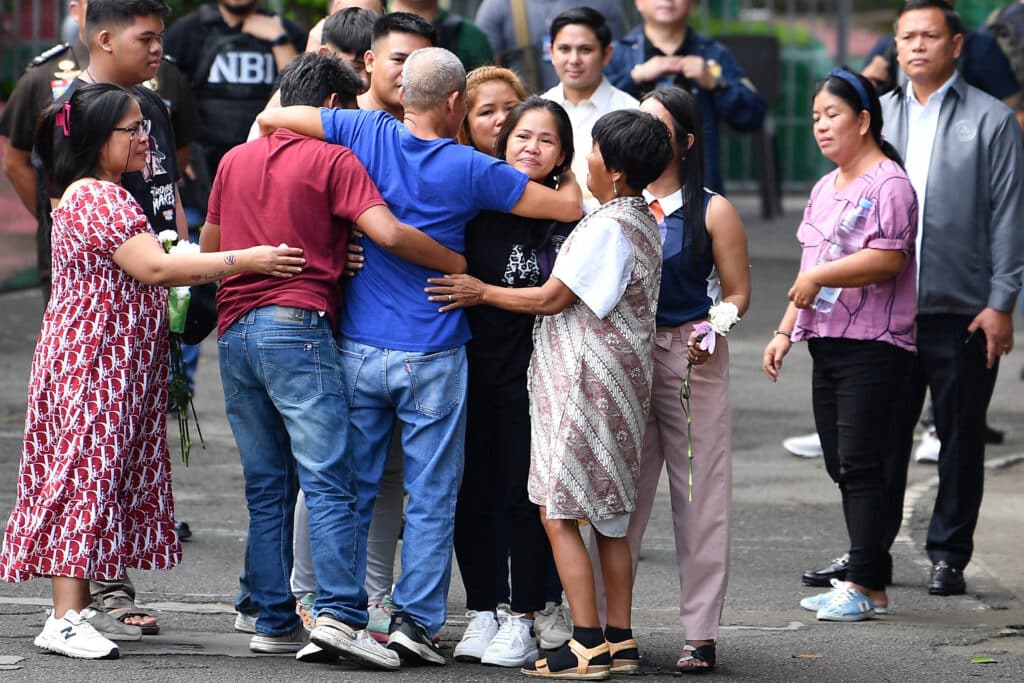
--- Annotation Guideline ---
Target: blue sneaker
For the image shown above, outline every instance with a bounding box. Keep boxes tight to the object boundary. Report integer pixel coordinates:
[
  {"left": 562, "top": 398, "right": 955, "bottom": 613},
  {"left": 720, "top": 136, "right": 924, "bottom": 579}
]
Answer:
[
  {"left": 801, "top": 579, "right": 889, "bottom": 615},
  {"left": 815, "top": 584, "right": 876, "bottom": 622},
  {"left": 799, "top": 578, "right": 845, "bottom": 612}
]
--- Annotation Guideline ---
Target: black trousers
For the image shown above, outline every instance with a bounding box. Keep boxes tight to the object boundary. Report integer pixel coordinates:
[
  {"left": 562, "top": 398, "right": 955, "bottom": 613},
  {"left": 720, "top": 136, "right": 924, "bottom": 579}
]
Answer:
[
  {"left": 810, "top": 338, "right": 915, "bottom": 590},
  {"left": 453, "top": 376, "right": 549, "bottom": 613},
  {"left": 896, "top": 314, "right": 997, "bottom": 569}
]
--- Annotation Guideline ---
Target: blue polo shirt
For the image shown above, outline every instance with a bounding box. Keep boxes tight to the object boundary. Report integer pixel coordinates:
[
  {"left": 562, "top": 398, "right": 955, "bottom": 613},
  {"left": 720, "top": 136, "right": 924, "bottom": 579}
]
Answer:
[{"left": 320, "top": 108, "right": 530, "bottom": 352}]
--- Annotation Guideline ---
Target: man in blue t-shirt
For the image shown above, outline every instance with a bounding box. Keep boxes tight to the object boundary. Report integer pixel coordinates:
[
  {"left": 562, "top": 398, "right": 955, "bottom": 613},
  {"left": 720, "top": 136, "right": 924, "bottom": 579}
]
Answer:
[{"left": 258, "top": 46, "right": 581, "bottom": 666}]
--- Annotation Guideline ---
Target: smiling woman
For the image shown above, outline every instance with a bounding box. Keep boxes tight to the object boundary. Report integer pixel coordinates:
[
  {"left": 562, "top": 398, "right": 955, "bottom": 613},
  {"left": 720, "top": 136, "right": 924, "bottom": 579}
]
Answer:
[
  {"left": 0, "top": 82, "right": 305, "bottom": 661},
  {"left": 447, "top": 92, "right": 579, "bottom": 668}
]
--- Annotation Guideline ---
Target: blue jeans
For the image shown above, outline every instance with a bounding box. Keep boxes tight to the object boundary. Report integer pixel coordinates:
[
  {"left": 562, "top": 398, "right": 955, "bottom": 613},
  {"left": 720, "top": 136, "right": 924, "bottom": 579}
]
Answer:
[
  {"left": 339, "top": 339, "right": 467, "bottom": 636},
  {"left": 219, "top": 306, "right": 365, "bottom": 635}
]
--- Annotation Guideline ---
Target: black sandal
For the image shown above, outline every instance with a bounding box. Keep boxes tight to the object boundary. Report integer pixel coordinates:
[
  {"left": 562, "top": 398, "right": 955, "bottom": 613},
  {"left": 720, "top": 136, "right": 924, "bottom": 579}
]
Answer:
[{"left": 677, "top": 642, "right": 715, "bottom": 674}]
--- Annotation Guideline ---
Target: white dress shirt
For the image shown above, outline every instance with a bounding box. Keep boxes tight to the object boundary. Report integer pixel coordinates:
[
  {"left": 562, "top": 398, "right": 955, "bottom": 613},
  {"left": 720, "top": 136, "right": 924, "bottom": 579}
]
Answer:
[
  {"left": 542, "top": 77, "right": 639, "bottom": 199},
  {"left": 904, "top": 72, "right": 957, "bottom": 280}
]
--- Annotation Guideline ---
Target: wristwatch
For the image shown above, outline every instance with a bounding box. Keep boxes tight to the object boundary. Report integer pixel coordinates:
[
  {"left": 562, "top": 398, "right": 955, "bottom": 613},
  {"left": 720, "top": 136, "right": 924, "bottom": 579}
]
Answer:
[
  {"left": 270, "top": 34, "right": 290, "bottom": 47},
  {"left": 707, "top": 59, "right": 726, "bottom": 92}
]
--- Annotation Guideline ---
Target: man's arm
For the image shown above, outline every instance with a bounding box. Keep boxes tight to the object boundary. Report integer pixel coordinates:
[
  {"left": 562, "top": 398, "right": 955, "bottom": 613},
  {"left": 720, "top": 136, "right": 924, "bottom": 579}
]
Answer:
[
  {"left": 1, "top": 142, "right": 37, "bottom": 215},
  {"left": 969, "top": 111, "right": 1024, "bottom": 366},
  {"left": 708, "top": 45, "right": 768, "bottom": 133},
  {"left": 198, "top": 222, "right": 221, "bottom": 252},
  {"left": 355, "top": 204, "right": 467, "bottom": 274},
  {"left": 242, "top": 13, "right": 299, "bottom": 70},
  {"left": 257, "top": 105, "right": 325, "bottom": 139},
  {"left": 508, "top": 176, "right": 583, "bottom": 223}
]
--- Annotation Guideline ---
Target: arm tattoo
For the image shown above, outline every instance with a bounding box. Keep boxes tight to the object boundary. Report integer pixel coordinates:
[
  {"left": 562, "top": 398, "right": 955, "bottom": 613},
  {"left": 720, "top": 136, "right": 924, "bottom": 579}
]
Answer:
[{"left": 224, "top": 254, "right": 237, "bottom": 265}]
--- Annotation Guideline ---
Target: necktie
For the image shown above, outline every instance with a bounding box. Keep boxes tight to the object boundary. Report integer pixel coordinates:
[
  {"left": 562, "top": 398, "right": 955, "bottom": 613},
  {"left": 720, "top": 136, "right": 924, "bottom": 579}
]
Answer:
[{"left": 650, "top": 199, "right": 667, "bottom": 246}]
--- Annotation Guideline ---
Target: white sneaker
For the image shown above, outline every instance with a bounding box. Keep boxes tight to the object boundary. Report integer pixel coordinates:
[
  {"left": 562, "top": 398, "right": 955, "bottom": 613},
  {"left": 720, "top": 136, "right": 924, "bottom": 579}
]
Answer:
[
  {"left": 250, "top": 624, "right": 306, "bottom": 654},
  {"left": 453, "top": 609, "right": 499, "bottom": 662},
  {"left": 34, "top": 609, "right": 119, "bottom": 659},
  {"left": 481, "top": 613, "right": 538, "bottom": 667},
  {"left": 296, "top": 640, "right": 338, "bottom": 663},
  {"left": 311, "top": 614, "right": 400, "bottom": 670},
  {"left": 782, "top": 433, "right": 824, "bottom": 458},
  {"left": 534, "top": 601, "right": 572, "bottom": 650},
  {"left": 914, "top": 429, "right": 940, "bottom": 463}
]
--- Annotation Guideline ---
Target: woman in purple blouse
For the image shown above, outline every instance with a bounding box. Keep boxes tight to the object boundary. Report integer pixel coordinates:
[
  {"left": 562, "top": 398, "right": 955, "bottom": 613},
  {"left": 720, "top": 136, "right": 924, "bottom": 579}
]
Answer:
[{"left": 762, "top": 69, "right": 918, "bottom": 622}]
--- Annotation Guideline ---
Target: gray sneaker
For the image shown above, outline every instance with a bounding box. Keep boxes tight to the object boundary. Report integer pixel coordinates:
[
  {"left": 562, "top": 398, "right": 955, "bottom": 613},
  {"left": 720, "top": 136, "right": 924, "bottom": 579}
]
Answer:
[
  {"left": 311, "top": 614, "right": 401, "bottom": 670},
  {"left": 234, "top": 611, "right": 257, "bottom": 634},
  {"left": 534, "top": 602, "right": 571, "bottom": 650},
  {"left": 250, "top": 624, "right": 306, "bottom": 654},
  {"left": 79, "top": 608, "right": 142, "bottom": 641}
]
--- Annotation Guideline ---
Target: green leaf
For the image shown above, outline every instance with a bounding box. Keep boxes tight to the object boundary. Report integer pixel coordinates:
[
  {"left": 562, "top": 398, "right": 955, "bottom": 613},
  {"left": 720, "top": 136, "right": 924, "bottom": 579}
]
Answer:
[{"left": 971, "top": 655, "right": 997, "bottom": 664}]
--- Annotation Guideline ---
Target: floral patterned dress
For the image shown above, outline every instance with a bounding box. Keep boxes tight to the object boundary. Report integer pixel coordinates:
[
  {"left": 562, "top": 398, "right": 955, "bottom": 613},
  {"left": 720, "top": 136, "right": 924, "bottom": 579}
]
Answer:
[
  {"left": 0, "top": 180, "right": 181, "bottom": 582},
  {"left": 528, "top": 196, "right": 663, "bottom": 521}
]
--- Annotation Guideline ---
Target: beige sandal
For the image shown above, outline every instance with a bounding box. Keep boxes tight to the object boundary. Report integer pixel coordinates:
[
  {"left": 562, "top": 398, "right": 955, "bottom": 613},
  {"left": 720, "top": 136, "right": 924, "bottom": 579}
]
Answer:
[
  {"left": 608, "top": 637, "right": 640, "bottom": 673},
  {"left": 521, "top": 639, "right": 612, "bottom": 680}
]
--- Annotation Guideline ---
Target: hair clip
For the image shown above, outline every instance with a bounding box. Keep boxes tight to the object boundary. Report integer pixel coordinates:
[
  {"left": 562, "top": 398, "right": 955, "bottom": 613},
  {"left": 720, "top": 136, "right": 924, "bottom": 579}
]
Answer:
[{"left": 55, "top": 102, "right": 72, "bottom": 137}]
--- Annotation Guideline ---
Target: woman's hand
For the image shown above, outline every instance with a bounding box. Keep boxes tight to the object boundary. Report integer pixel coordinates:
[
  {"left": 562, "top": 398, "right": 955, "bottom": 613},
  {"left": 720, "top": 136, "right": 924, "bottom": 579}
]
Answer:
[
  {"left": 686, "top": 329, "right": 712, "bottom": 366},
  {"left": 244, "top": 244, "right": 305, "bottom": 278},
  {"left": 788, "top": 270, "right": 822, "bottom": 309},
  {"left": 425, "top": 274, "right": 488, "bottom": 312},
  {"left": 762, "top": 334, "right": 792, "bottom": 382}
]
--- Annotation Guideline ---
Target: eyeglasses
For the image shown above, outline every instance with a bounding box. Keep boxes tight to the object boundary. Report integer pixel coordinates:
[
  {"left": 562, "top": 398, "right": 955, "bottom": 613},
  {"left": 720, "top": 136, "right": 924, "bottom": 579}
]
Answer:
[{"left": 112, "top": 119, "right": 151, "bottom": 141}]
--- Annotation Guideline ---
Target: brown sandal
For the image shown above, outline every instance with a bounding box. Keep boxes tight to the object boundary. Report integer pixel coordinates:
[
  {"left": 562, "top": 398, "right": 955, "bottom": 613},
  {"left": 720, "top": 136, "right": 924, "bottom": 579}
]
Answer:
[
  {"left": 608, "top": 637, "right": 640, "bottom": 673},
  {"left": 521, "top": 639, "right": 612, "bottom": 680}
]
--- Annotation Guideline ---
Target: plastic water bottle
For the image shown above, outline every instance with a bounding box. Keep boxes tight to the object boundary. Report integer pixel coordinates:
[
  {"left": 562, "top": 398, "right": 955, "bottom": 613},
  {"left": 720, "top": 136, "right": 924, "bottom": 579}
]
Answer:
[{"left": 814, "top": 198, "right": 873, "bottom": 313}]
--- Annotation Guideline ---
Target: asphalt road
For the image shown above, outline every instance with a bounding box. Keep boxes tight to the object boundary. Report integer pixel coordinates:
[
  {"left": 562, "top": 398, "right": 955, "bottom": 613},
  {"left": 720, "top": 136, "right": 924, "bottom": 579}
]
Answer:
[{"left": 1, "top": 194, "right": 1022, "bottom": 681}]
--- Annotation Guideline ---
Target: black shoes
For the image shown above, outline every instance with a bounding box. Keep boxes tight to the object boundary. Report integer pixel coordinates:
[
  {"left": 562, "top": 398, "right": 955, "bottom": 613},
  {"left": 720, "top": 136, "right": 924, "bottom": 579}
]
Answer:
[
  {"left": 802, "top": 553, "right": 849, "bottom": 587},
  {"left": 386, "top": 612, "right": 445, "bottom": 665},
  {"left": 928, "top": 561, "right": 966, "bottom": 596},
  {"left": 802, "top": 552, "right": 894, "bottom": 587},
  {"left": 175, "top": 521, "right": 192, "bottom": 541}
]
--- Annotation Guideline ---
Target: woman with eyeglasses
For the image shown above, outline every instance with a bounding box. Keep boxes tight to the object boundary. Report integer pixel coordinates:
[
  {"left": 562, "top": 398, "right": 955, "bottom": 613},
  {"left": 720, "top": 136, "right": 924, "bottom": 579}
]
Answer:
[
  {"left": 0, "top": 83, "right": 305, "bottom": 660},
  {"left": 762, "top": 69, "right": 918, "bottom": 622}
]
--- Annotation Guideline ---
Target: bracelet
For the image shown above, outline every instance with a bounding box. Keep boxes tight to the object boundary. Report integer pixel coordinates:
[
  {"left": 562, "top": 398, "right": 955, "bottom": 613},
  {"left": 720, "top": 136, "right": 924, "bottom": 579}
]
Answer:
[
  {"left": 773, "top": 329, "right": 792, "bottom": 339},
  {"left": 270, "top": 34, "right": 290, "bottom": 47}
]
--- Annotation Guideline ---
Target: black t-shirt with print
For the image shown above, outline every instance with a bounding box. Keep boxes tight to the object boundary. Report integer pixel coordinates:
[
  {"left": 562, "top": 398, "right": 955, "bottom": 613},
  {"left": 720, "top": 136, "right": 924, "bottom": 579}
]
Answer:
[
  {"left": 57, "top": 79, "right": 180, "bottom": 234},
  {"left": 464, "top": 210, "right": 553, "bottom": 386}
]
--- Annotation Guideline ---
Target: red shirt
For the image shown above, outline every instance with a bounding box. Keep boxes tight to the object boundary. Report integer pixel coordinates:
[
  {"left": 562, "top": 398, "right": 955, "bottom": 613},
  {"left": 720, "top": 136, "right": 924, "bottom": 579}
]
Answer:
[{"left": 207, "top": 129, "right": 385, "bottom": 336}]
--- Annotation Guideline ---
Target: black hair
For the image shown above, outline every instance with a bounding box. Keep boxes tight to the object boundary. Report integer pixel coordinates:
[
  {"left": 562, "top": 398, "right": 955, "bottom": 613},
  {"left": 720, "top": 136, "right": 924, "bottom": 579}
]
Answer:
[
  {"left": 895, "top": 0, "right": 964, "bottom": 37},
  {"left": 85, "top": 0, "right": 169, "bottom": 33},
  {"left": 591, "top": 110, "right": 672, "bottom": 193},
  {"left": 323, "top": 7, "right": 377, "bottom": 55},
  {"left": 549, "top": 6, "right": 612, "bottom": 49},
  {"left": 371, "top": 11, "right": 438, "bottom": 47},
  {"left": 278, "top": 52, "right": 364, "bottom": 108},
  {"left": 813, "top": 69, "right": 904, "bottom": 167},
  {"left": 35, "top": 83, "right": 138, "bottom": 195},
  {"left": 494, "top": 95, "right": 574, "bottom": 186},
  {"left": 641, "top": 87, "right": 708, "bottom": 259}
]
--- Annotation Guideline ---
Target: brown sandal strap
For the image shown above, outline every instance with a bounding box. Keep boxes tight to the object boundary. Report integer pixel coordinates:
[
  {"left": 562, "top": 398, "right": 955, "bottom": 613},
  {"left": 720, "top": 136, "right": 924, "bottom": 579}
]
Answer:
[
  {"left": 568, "top": 639, "right": 611, "bottom": 674},
  {"left": 607, "top": 637, "right": 638, "bottom": 656}
]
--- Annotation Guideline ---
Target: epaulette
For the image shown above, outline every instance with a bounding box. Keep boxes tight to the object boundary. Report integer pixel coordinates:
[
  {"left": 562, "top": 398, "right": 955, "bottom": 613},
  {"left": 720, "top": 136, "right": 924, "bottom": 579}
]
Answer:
[{"left": 29, "top": 43, "right": 70, "bottom": 68}]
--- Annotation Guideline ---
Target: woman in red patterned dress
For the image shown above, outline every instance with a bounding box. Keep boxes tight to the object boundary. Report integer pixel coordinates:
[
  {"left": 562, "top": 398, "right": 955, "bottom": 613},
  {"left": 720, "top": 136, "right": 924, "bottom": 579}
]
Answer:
[{"left": 0, "top": 83, "right": 305, "bottom": 660}]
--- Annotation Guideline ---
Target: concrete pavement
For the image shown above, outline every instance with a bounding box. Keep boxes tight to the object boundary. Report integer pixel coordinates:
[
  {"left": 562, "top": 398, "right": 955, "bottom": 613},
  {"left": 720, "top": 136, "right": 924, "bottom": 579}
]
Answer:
[{"left": 0, "top": 193, "right": 1021, "bottom": 681}]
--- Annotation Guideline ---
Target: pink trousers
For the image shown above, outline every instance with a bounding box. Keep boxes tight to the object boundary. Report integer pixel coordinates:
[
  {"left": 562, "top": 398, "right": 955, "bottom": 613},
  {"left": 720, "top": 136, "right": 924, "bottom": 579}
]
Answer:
[{"left": 594, "top": 322, "right": 732, "bottom": 640}]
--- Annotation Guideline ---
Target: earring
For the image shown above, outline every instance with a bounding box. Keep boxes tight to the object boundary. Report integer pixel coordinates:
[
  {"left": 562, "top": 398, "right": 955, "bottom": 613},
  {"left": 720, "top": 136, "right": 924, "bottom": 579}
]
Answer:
[{"left": 613, "top": 180, "right": 619, "bottom": 197}]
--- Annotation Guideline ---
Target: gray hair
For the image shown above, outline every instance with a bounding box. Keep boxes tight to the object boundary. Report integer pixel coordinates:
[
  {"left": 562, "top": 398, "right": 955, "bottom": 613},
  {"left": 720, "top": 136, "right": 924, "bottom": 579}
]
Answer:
[{"left": 401, "top": 47, "right": 466, "bottom": 110}]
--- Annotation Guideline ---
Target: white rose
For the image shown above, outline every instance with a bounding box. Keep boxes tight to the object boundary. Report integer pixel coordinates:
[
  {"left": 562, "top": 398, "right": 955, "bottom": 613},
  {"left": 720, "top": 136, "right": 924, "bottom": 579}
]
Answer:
[
  {"left": 157, "top": 230, "right": 179, "bottom": 245},
  {"left": 707, "top": 302, "right": 740, "bottom": 336},
  {"left": 169, "top": 241, "right": 201, "bottom": 255}
]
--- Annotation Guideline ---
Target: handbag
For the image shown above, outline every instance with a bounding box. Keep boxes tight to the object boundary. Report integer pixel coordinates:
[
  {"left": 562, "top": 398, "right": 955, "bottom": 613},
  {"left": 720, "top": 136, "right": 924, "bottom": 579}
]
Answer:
[{"left": 178, "top": 282, "right": 217, "bottom": 345}]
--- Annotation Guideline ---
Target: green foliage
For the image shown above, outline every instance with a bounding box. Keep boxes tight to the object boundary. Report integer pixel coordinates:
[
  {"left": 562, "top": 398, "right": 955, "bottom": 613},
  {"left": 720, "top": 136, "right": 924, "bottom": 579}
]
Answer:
[{"left": 163, "top": 1, "right": 326, "bottom": 28}]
